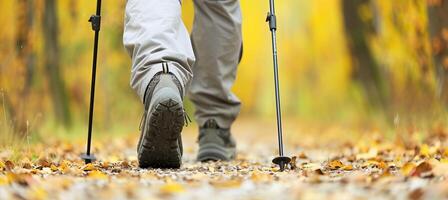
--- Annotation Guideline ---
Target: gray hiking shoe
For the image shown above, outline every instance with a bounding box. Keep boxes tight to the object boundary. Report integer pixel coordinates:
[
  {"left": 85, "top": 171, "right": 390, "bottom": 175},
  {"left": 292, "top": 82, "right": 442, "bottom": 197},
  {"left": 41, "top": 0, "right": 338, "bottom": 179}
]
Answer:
[
  {"left": 137, "top": 72, "right": 186, "bottom": 168},
  {"left": 197, "top": 119, "right": 236, "bottom": 162}
]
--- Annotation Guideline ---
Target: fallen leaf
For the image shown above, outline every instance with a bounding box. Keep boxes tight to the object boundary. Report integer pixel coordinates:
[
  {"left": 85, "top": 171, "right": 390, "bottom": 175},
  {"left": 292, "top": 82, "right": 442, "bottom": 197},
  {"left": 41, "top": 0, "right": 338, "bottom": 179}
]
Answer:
[
  {"left": 22, "top": 161, "right": 32, "bottom": 169},
  {"left": 160, "top": 182, "right": 185, "bottom": 194},
  {"left": 251, "top": 170, "right": 272, "bottom": 182},
  {"left": 0, "top": 160, "right": 5, "bottom": 171},
  {"left": 4, "top": 160, "right": 14, "bottom": 171},
  {"left": 419, "top": 144, "right": 430, "bottom": 157},
  {"left": 210, "top": 179, "right": 242, "bottom": 188},
  {"left": 100, "top": 161, "right": 110, "bottom": 169},
  {"left": 401, "top": 162, "right": 416, "bottom": 176},
  {"left": 50, "top": 164, "right": 58, "bottom": 172},
  {"left": 82, "top": 163, "right": 97, "bottom": 171},
  {"left": 327, "top": 160, "right": 344, "bottom": 170},
  {"left": 364, "top": 160, "right": 387, "bottom": 170},
  {"left": 0, "top": 176, "right": 7, "bottom": 185},
  {"left": 408, "top": 188, "right": 424, "bottom": 200},
  {"left": 88, "top": 170, "right": 108, "bottom": 180},
  {"left": 314, "top": 169, "right": 324, "bottom": 175},
  {"left": 38, "top": 159, "right": 51, "bottom": 168},
  {"left": 290, "top": 156, "right": 297, "bottom": 170},
  {"left": 29, "top": 186, "right": 48, "bottom": 200},
  {"left": 411, "top": 161, "right": 433, "bottom": 177},
  {"left": 342, "top": 165, "right": 354, "bottom": 171},
  {"left": 59, "top": 161, "right": 70, "bottom": 174},
  {"left": 120, "top": 161, "right": 130, "bottom": 169},
  {"left": 299, "top": 152, "right": 308, "bottom": 159}
]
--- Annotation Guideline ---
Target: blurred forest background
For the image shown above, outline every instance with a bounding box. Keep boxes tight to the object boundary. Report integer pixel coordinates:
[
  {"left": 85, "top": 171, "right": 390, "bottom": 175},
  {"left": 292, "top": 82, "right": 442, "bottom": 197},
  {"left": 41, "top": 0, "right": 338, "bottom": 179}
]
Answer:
[{"left": 0, "top": 0, "right": 447, "bottom": 143}]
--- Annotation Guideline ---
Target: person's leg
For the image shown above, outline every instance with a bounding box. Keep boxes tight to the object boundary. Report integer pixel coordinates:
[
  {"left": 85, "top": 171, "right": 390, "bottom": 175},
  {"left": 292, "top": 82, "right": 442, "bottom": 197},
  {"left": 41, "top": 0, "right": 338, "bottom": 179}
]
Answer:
[
  {"left": 123, "top": 0, "right": 194, "bottom": 168},
  {"left": 189, "top": 0, "right": 242, "bottom": 129},
  {"left": 190, "top": 0, "right": 242, "bottom": 161},
  {"left": 124, "top": 0, "right": 195, "bottom": 102}
]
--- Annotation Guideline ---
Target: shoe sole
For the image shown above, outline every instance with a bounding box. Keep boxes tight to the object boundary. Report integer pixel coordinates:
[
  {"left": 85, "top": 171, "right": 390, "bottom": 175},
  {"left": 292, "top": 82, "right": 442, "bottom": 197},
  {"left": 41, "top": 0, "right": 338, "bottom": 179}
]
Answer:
[
  {"left": 138, "top": 99, "right": 184, "bottom": 168},
  {"left": 197, "top": 143, "right": 235, "bottom": 162}
]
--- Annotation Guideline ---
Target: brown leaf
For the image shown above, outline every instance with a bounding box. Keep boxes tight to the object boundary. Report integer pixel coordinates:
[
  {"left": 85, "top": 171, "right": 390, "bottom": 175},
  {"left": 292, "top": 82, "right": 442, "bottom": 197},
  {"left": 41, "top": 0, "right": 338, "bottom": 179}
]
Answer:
[
  {"left": 411, "top": 161, "right": 433, "bottom": 177},
  {"left": 314, "top": 168, "right": 324, "bottom": 175},
  {"left": 298, "top": 152, "right": 308, "bottom": 159},
  {"left": 121, "top": 161, "right": 130, "bottom": 169},
  {"left": 408, "top": 188, "right": 424, "bottom": 200},
  {"left": 100, "top": 161, "right": 110, "bottom": 169},
  {"left": 290, "top": 156, "right": 297, "bottom": 170},
  {"left": 38, "top": 158, "right": 51, "bottom": 168},
  {"left": 21, "top": 160, "right": 32, "bottom": 169},
  {"left": 4, "top": 160, "right": 14, "bottom": 171}
]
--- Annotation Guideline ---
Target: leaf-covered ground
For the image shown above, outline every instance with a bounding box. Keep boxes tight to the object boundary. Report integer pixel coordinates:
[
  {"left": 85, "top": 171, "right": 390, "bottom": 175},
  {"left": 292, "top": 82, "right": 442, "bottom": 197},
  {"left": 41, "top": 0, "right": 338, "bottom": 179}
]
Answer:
[{"left": 1, "top": 119, "right": 448, "bottom": 200}]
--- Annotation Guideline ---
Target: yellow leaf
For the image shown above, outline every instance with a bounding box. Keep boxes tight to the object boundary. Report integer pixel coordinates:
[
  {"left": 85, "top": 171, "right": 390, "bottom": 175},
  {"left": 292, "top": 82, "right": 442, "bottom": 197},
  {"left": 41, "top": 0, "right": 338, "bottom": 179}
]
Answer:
[
  {"left": 327, "top": 160, "right": 344, "bottom": 170},
  {"left": 364, "top": 160, "right": 387, "bottom": 170},
  {"left": 160, "top": 182, "right": 185, "bottom": 194},
  {"left": 342, "top": 165, "right": 354, "bottom": 171},
  {"left": 88, "top": 170, "right": 108, "bottom": 180},
  {"left": 210, "top": 179, "right": 242, "bottom": 189},
  {"left": 401, "top": 162, "right": 416, "bottom": 176},
  {"left": 29, "top": 186, "right": 48, "bottom": 200},
  {"left": 82, "top": 163, "right": 97, "bottom": 171},
  {"left": 50, "top": 164, "right": 58, "bottom": 172},
  {"left": 0, "top": 176, "right": 7, "bottom": 185},
  {"left": 420, "top": 144, "right": 430, "bottom": 157},
  {"left": 250, "top": 170, "right": 272, "bottom": 182},
  {"left": 59, "top": 161, "right": 70, "bottom": 174},
  {"left": 0, "top": 160, "right": 5, "bottom": 171}
]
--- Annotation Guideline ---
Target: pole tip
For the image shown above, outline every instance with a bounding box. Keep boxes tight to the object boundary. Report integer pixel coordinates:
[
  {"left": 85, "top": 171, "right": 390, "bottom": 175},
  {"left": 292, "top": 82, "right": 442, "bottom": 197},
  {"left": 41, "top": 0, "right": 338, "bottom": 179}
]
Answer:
[
  {"left": 273, "top": 156, "right": 291, "bottom": 171},
  {"left": 81, "top": 153, "right": 97, "bottom": 164}
]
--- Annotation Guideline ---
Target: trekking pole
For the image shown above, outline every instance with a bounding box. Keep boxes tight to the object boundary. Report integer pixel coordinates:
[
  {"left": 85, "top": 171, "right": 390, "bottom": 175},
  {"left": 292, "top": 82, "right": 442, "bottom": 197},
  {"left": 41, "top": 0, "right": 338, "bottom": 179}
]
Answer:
[
  {"left": 266, "top": 0, "right": 291, "bottom": 171},
  {"left": 81, "top": 0, "right": 102, "bottom": 164}
]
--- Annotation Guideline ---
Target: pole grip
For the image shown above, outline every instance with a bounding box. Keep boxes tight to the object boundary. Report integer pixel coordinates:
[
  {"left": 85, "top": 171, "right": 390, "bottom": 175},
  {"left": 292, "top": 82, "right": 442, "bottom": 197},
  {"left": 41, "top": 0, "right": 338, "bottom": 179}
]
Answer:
[{"left": 266, "top": 13, "right": 277, "bottom": 30}]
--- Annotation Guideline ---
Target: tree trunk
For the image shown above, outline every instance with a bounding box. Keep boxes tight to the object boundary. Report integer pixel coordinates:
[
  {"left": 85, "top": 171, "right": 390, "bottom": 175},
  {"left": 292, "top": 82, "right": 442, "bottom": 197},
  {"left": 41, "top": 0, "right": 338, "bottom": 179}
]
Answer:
[
  {"left": 8, "top": 0, "right": 35, "bottom": 136},
  {"left": 427, "top": 0, "right": 448, "bottom": 107},
  {"left": 43, "top": 0, "right": 72, "bottom": 127},
  {"left": 342, "top": 0, "right": 387, "bottom": 109}
]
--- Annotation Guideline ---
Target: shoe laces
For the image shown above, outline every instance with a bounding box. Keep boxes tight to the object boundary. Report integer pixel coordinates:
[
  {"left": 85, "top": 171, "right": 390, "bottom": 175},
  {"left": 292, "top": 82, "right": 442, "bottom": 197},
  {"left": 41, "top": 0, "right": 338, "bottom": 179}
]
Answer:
[{"left": 183, "top": 109, "right": 192, "bottom": 127}]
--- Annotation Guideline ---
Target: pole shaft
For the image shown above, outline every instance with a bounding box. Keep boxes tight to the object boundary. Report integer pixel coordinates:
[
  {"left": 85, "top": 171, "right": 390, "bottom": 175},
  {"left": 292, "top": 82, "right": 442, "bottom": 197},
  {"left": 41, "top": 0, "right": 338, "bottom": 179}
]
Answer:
[
  {"left": 268, "top": 0, "right": 284, "bottom": 157},
  {"left": 271, "top": 30, "right": 284, "bottom": 156},
  {"left": 86, "top": 0, "right": 102, "bottom": 156}
]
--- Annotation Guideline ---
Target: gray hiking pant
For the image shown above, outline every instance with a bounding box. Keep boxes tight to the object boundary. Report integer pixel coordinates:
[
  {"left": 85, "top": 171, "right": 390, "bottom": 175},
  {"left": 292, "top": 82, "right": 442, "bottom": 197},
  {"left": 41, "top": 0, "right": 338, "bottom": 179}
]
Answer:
[{"left": 123, "top": 0, "right": 242, "bottom": 128}]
